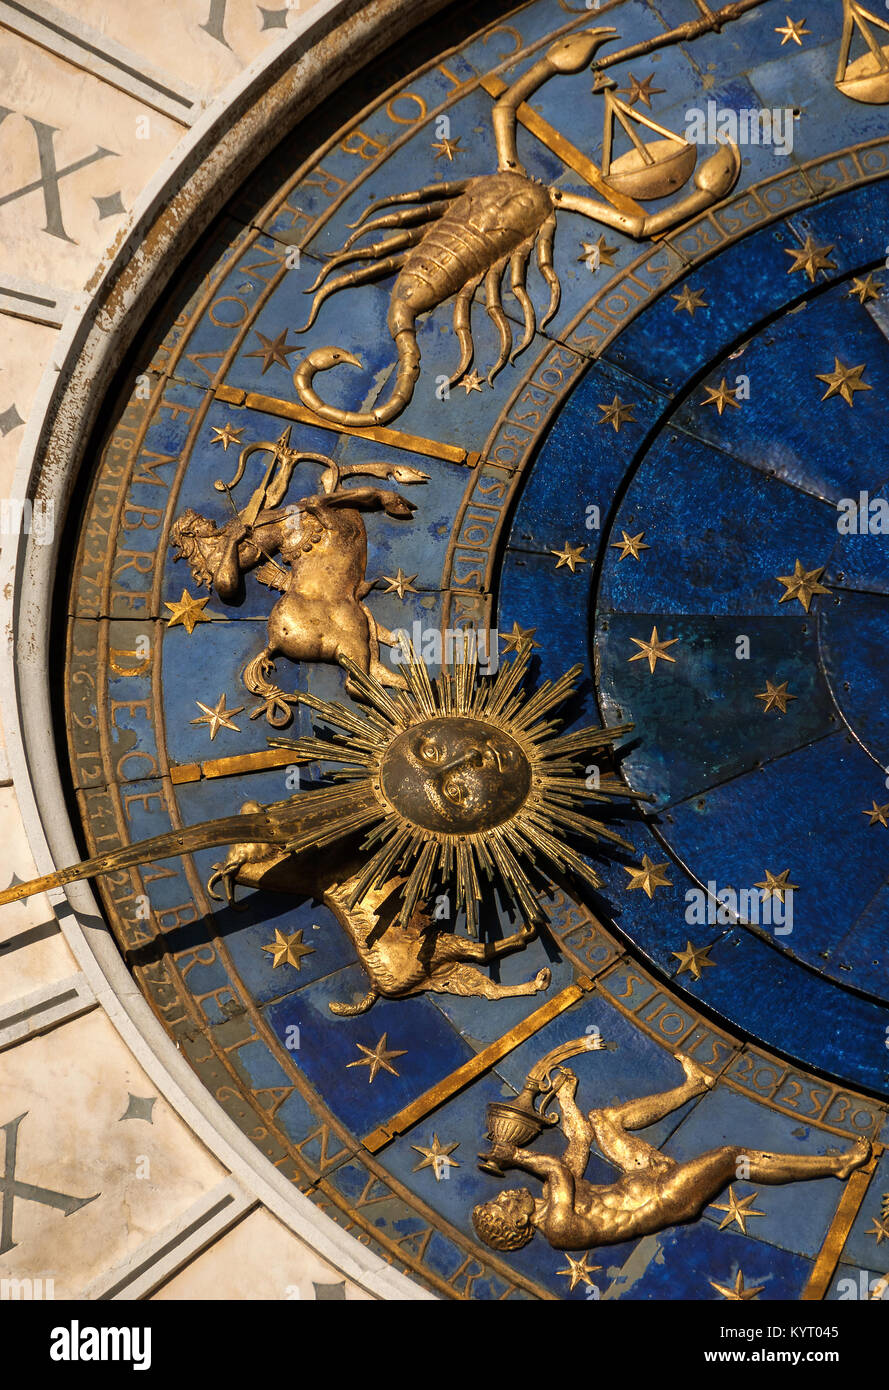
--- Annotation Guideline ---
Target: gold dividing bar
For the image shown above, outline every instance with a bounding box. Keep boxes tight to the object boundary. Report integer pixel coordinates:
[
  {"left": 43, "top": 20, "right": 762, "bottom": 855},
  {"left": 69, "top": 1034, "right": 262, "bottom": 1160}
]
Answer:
[
  {"left": 363, "top": 976, "right": 594, "bottom": 1152},
  {"left": 215, "top": 385, "right": 479, "bottom": 468},
  {"left": 479, "top": 74, "right": 644, "bottom": 219},
  {"left": 801, "top": 1146, "right": 882, "bottom": 1300},
  {"left": 170, "top": 748, "right": 312, "bottom": 784}
]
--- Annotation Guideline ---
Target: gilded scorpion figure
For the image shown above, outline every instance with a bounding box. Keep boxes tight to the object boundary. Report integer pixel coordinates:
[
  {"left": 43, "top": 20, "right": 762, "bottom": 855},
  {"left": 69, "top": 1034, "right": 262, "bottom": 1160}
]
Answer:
[{"left": 293, "top": 27, "right": 742, "bottom": 427}]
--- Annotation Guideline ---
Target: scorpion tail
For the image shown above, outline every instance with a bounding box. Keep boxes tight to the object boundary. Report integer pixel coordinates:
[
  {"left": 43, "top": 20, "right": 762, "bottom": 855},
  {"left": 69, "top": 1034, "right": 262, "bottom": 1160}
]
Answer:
[{"left": 293, "top": 333, "right": 421, "bottom": 428}]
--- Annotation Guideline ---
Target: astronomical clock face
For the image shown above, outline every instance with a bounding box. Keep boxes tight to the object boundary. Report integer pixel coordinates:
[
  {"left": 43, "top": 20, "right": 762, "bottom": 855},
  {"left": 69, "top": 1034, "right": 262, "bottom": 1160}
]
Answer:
[{"left": 15, "top": 0, "right": 889, "bottom": 1301}]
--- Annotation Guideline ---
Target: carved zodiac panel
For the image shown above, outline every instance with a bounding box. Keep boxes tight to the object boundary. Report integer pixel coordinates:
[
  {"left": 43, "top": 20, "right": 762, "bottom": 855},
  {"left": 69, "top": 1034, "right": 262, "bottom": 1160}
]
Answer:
[{"left": 6, "top": 0, "right": 889, "bottom": 1301}]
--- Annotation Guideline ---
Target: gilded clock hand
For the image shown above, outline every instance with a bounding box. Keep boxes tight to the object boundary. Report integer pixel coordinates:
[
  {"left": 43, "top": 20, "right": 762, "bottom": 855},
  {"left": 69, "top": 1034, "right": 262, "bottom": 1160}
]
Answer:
[
  {"left": 0, "top": 780, "right": 380, "bottom": 908},
  {"left": 1, "top": 647, "right": 646, "bottom": 944}
]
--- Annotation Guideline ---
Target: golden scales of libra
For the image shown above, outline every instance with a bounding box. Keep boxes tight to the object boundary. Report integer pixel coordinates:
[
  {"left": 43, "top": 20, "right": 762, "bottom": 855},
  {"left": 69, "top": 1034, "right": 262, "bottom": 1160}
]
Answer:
[
  {"left": 591, "top": 78, "right": 698, "bottom": 202},
  {"left": 836, "top": 0, "right": 889, "bottom": 104}
]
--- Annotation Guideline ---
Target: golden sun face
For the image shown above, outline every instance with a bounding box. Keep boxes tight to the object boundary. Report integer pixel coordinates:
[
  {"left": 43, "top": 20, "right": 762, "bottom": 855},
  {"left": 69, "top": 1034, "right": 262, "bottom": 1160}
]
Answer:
[
  {"left": 380, "top": 716, "right": 532, "bottom": 834},
  {"left": 273, "top": 641, "right": 642, "bottom": 932}
]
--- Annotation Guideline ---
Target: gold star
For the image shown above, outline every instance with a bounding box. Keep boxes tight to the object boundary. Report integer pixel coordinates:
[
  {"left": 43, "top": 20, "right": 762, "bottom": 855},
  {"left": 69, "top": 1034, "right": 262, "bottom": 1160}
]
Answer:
[
  {"left": 866, "top": 1216, "right": 889, "bottom": 1244},
  {"left": 628, "top": 626, "right": 679, "bottom": 673},
  {"left": 847, "top": 273, "right": 883, "bottom": 305},
  {"left": 671, "top": 940, "right": 716, "bottom": 981},
  {"left": 597, "top": 395, "right": 637, "bottom": 432},
  {"left": 164, "top": 588, "right": 213, "bottom": 635},
  {"left": 209, "top": 422, "right": 244, "bottom": 450},
  {"left": 776, "top": 559, "right": 831, "bottom": 613},
  {"left": 616, "top": 72, "right": 665, "bottom": 107},
  {"left": 815, "top": 357, "right": 872, "bottom": 406},
  {"left": 784, "top": 235, "right": 837, "bottom": 282},
  {"left": 710, "top": 1269, "right": 765, "bottom": 1300},
  {"left": 710, "top": 1186, "right": 766, "bottom": 1235},
  {"left": 500, "top": 622, "right": 541, "bottom": 654},
  {"left": 245, "top": 329, "right": 297, "bottom": 374},
  {"left": 557, "top": 1252, "right": 602, "bottom": 1292},
  {"left": 551, "top": 542, "right": 587, "bottom": 573},
  {"left": 862, "top": 801, "right": 889, "bottom": 827},
  {"left": 701, "top": 378, "right": 741, "bottom": 414},
  {"left": 347, "top": 1032, "right": 407, "bottom": 1084},
  {"left": 380, "top": 569, "right": 419, "bottom": 600},
  {"left": 458, "top": 370, "right": 484, "bottom": 394},
  {"left": 756, "top": 679, "right": 797, "bottom": 714},
  {"left": 578, "top": 235, "right": 619, "bottom": 270},
  {"left": 190, "top": 693, "right": 245, "bottom": 740},
  {"left": 775, "top": 15, "right": 811, "bottom": 45},
  {"left": 624, "top": 855, "right": 673, "bottom": 899},
  {"left": 672, "top": 285, "right": 708, "bottom": 316},
  {"left": 755, "top": 868, "right": 798, "bottom": 902},
  {"left": 610, "top": 530, "right": 649, "bottom": 561},
  {"left": 262, "top": 928, "right": 315, "bottom": 970},
  {"left": 432, "top": 136, "right": 464, "bottom": 161},
  {"left": 411, "top": 1134, "right": 460, "bottom": 1179}
]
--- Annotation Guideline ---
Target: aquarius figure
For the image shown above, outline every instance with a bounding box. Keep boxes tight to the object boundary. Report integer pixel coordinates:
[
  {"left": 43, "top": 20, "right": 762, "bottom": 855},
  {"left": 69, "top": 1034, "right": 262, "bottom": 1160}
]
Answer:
[{"left": 473, "top": 1050, "right": 871, "bottom": 1253}]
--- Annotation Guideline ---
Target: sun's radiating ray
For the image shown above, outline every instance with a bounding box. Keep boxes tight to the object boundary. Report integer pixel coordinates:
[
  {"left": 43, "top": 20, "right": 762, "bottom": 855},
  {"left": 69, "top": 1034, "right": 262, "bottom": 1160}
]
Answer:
[{"left": 276, "top": 646, "right": 641, "bottom": 929}]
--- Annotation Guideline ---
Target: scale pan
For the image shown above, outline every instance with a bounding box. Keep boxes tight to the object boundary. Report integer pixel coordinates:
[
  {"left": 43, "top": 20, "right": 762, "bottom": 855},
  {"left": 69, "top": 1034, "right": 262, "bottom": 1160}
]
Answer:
[
  {"left": 604, "top": 139, "right": 697, "bottom": 200},
  {"left": 837, "top": 50, "right": 889, "bottom": 103}
]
